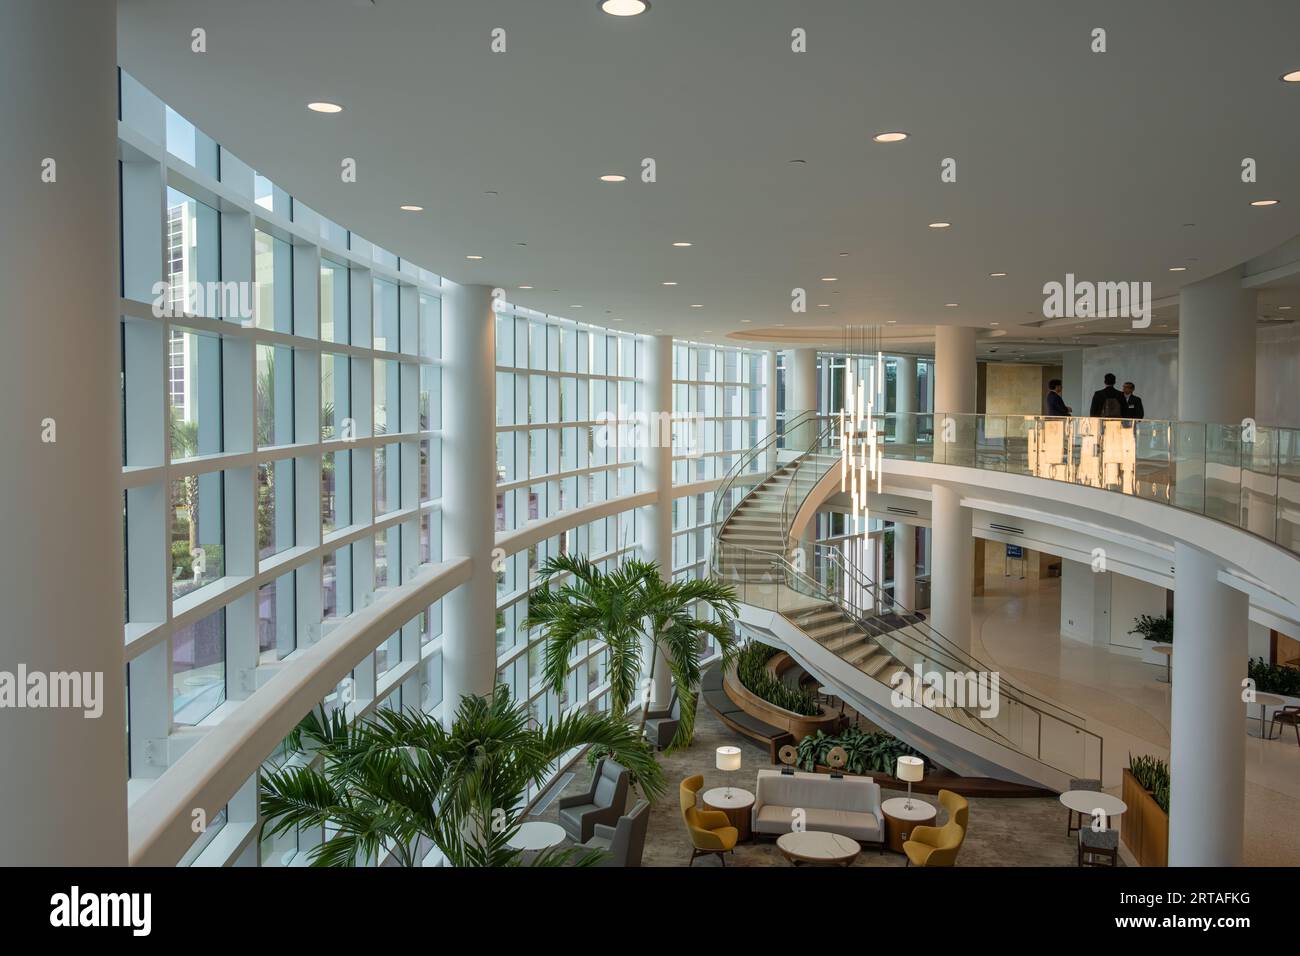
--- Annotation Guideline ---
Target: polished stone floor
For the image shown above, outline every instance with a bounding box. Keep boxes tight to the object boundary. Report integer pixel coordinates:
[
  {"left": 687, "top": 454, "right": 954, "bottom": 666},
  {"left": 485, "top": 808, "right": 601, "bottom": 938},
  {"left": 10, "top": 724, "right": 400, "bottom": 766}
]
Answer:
[
  {"left": 532, "top": 703, "right": 1091, "bottom": 867},
  {"left": 971, "top": 575, "right": 1300, "bottom": 866}
]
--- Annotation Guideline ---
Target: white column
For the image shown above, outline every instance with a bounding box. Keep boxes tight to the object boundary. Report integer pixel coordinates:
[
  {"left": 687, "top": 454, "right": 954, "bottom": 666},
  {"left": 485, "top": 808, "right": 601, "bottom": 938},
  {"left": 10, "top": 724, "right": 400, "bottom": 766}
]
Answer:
[
  {"left": 930, "top": 483, "right": 973, "bottom": 649},
  {"left": 930, "top": 326, "right": 976, "bottom": 649},
  {"left": 0, "top": 0, "right": 126, "bottom": 865},
  {"left": 895, "top": 355, "right": 917, "bottom": 445},
  {"left": 764, "top": 349, "right": 778, "bottom": 466},
  {"left": 641, "top": 335, "right": 674, "bottom": 710},
  {"left": 441, "top": 283, "right": 498, "bottom": 715},
  {"left": 1178, "top": 267, "right": 1255, "bottom": 423},
  {"left": 893, "top": 521, "right": 916, "bottom": 609},
  {"left": 787, "top": 347, "right": 818, "bottom": 450},
  {"left": 1169, "top": 542, "right": 1247, "bottom": 866}
]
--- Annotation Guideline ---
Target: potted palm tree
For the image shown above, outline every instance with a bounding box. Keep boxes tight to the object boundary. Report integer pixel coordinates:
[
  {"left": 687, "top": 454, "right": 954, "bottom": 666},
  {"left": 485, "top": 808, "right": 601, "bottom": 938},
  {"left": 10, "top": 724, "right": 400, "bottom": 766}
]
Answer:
[
  {"left": 259, "top": 686, "right": 665, "bottom": 867},
  {"left": 523, "top": 555, "right": 739, "bottom": 754}
]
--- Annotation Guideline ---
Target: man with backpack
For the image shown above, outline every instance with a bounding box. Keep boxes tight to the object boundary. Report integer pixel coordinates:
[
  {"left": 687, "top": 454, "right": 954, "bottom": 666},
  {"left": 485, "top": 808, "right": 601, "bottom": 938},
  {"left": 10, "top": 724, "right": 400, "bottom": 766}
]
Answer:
[{"left": 1088, "top": 372, "right": 1126, "bottom": 418}]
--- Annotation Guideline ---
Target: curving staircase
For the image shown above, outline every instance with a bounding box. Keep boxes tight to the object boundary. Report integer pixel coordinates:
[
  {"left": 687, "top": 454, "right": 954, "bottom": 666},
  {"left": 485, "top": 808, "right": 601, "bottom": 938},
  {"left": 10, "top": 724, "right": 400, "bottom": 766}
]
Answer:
[{"left": 711, "top": 415, "right": 1105, "bottom": 791}]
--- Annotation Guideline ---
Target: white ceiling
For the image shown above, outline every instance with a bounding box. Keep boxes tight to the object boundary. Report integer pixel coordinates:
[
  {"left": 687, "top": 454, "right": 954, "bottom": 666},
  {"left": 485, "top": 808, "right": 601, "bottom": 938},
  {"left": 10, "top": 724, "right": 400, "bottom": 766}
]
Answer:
[{"left": 118, "top": 0, "right": 1300, "bottom": 352}]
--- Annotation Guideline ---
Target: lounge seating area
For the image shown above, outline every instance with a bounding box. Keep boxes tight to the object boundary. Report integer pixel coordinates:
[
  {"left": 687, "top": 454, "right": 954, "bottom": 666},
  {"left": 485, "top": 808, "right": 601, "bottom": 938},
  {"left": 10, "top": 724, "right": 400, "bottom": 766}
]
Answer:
[{"left": 751, "top": 769, "right": 885, "bottom": 851}]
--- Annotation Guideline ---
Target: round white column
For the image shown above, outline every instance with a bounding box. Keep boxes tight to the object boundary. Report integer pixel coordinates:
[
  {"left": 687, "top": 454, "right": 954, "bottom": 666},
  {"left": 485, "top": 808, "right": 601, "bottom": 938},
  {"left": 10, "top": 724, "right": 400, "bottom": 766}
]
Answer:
[
  {"left": 934, "top": 326, "right": 976, "bottom": 415},
  {"left": 765, "top": 350, "right": 778, "bottom": 468},
  {"left": 640, "top": 335, "right": 674, "bottom": 710},
  {"left": 0, "top": 0, "right": 126, "bottom": 865},
  {"left": 929, "top": 326, "right": 976, "bottom": 650},
  {"left": 1169, "top": 542, "right": 1247, "bottom": 866},
  {"left": 893, "top": 521, "right": 916, "bottom": 610},
  {"left": 895, "top": 355, "right": 917, "bottom": 445},
  {"left": 929, "top": 483, "right": 973, "bottom": 649},
  {"left": 787, "top": 347, "right": 819, "bottom": 451},
  {"left": 1178, "top": 267, "right": 1255, "bottom": 424},
  {"left": 441, "top": 283, "right": 499, "bottom": 714}
]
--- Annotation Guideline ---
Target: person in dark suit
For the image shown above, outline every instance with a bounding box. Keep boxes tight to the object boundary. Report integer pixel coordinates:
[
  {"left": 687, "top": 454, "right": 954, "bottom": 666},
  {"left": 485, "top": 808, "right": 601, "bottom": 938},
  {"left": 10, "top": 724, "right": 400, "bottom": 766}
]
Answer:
[
  {"left": 1088, "top": 372, "right": 1126, "bottom": 418},
  {"left": 1045, "top": 378, "right": 1071, "bottom": 416},
  {"left": 1122, "top": 382, "right": 1145, "bottom": 420}
]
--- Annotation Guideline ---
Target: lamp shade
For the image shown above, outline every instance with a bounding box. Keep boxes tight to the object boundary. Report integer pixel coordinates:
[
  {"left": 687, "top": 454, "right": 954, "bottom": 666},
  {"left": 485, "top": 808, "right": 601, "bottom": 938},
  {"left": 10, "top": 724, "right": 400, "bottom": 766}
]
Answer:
[
  {"left": 897, "top": 755, "right": 924, "bottom": 783},
  {"left": 716, "top": 745, "right": 742, "bottom": 772}
]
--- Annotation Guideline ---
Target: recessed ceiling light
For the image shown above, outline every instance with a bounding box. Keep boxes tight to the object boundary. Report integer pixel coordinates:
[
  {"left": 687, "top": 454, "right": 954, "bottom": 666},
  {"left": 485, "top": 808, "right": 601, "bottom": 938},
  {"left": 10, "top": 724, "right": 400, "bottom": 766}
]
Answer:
[
  {"left": 465, "top": 255, "right": 483, "bottom": 260},
  {"left": 399, "top": 204, "right": 423, "bottom": 212},
  {"left": 990, "top": 322, "right": 1000, "bottom": 326},
  {"left": 690, "top": 304, "right": 703, "bottom": 308},
  {"left": 662, "top": 281, "right": 677, "bottom": 286},
  {"left": 874, "top": 131, "right": 908, "bottom": 143},
  {"left": 599, "top": 174, "right": 626, "bottom": 182},
  {"left": 887, "top": 320, "right": 897, "bottom": 324},
  {"left": 989, "top": 272, "right": 1007, "bottom": 277},
  {"left": 839, "top": 252, "right": 849, "bottom": 257},
  {"left": 703, "top": 329, "right": 713, "bottom": 333},
  {"left": 519, "top": 285, "right": 533, "bottom": 290},
  {"left": 484, "top": 191, "right": 499, "bottom": 197},
  {"left": 654, "top": 328, "right": 663, "bottom": 332},
  {"left": 817, "top": 304, "right": 830, "bottom": 308},
  {"left": 1280, "top": 305, "right": 1293, "bottom": 311},
  {"left": 1169, "top": 266, "right": 1187, "bottom": 272},
  {"left": 1251, "top": 199, "right": 1280, "bottom": 207},
  {"left": 821, "top": 276, "right": 838, "bottom": 282},
  {"left": 571, "top": 304, "right": 583, "bottom": 309},
  {"left": 945, "top": 303, "right": 959, "bottom": 307},
  {"left": 789, "top": 159, "right": 807, "bottom": 165},
  {"left": 1282, "top": 70, "right": 1300, "bottom": 83},
  {"left": 672, "top": 241, "right": 692, "bottom": 247},
  {"left": 775, "top": 323, "right": 785, "bottom": 327},
  {"left": 600, "top": 0, "right": 649, "bottom": 15},
  {"left": 307, "top": 101, "right": 343, "bottom": 113},
  {"left": 740, "top": 319, "right": 751, "bottom": 323},
  {"left": 928, "top": 222, "right": 951, "bottom": 229}
]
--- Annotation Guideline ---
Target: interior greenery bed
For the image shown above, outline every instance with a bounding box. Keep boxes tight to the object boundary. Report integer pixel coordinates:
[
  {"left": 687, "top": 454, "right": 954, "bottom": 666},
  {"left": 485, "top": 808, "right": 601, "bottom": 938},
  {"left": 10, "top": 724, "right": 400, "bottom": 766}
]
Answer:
[
  {"left": 1248, "top": 657, "right": 1300, "bottom": 697},
  {"left": 795, "top": 726, "right": 922, "bottom": 776},
  {"left": 735, "top": 641, "right": 821, "bottom": 716}
]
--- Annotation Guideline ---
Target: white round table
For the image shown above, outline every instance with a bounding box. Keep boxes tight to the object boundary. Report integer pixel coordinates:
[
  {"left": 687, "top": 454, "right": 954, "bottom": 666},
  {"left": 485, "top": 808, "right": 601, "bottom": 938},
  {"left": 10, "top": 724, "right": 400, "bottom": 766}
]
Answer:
[
  {"left": 1059, "top": 790, "right": 1126, "bottom": 829},
  {"left": 702, "top": 787, "right": 755, "bottom": 842},
  {"left": 1248, "top": 692, "right": 1287, "bottom": 739},
  {"left": 777, "top": 830, "right": 861, "bottom": 866},
  {"left": 881, "top": 797, "right": 938, "bottom": 853},
  {"left": 507, "top": 820, "right": 567, "bottom": 852}
]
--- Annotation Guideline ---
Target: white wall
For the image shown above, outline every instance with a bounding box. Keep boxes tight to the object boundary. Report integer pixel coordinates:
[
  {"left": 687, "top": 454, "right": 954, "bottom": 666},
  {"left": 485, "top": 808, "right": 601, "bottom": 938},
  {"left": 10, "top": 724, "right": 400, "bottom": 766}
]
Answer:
[
  {"left": 1109, "top": 573, "right": 1169, "bottom": 658},
  {"left": 1082, "top": 323, "right": 1300, "bottom": 426},
  {"left": 1060, "top": 558, "right": 1110, "bottom": 645}
]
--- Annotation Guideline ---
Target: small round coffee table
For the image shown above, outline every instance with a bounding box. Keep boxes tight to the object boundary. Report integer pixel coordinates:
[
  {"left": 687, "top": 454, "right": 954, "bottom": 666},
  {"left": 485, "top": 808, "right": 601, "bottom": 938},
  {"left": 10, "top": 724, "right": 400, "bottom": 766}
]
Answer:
[
  {"left": 702, "top": 787, "right": 755, "bottom": 842},
  {"left": 776, "top": 830, "right": 860, "bottom": 866},
  {"left": 881, "top": 797, "right": 938, "bottom": 853}
]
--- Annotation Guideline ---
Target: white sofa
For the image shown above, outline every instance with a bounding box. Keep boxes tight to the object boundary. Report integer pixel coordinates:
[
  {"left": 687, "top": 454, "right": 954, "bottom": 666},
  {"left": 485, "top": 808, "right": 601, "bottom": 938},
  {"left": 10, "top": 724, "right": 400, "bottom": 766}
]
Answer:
[{"left": 751, "top": 769, "right": 884, "bottom": 849}]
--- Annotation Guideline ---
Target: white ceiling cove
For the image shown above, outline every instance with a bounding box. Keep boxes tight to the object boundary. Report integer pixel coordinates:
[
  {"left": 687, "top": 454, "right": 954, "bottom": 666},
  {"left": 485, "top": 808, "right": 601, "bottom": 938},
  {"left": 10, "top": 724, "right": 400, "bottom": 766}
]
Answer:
[{"left": 118, "top": 0, "right": 1300, "bottom": 351}]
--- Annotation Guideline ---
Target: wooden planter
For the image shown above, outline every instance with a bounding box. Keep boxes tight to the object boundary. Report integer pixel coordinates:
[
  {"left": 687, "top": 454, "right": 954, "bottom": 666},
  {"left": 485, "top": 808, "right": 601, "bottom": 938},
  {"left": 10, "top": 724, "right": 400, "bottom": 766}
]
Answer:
[
  {"left": 1120, "top": 768, "right": 1168, "bottom": 866},
  {"left": 723, "top": 663, "right": 840, "bottom": 740}
]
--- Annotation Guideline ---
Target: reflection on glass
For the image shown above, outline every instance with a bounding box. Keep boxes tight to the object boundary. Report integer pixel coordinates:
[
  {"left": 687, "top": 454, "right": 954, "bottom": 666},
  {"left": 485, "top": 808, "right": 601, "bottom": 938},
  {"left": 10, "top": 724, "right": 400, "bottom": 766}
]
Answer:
[
  {"left": 322, "top": 450, "right": 351, "bottom": 534},
  {"left": 373, "top": 278, "right": 399, "bottom": 352},
  {"left": 257, "top": 572, "right": 295, "bottom": 663},
  {"left": 169, "top": 328, "right": 223, "bottom": 462},
  {"left": 173, "top": 609, "right": 225, "bottom": 724},
  {"left": 172, "top": 474, "right": 224, "bottom": 599},
  {"left": 320, "top": 258, "right": 349, "bottom": 344},
  {"left": 257, "top": 344, "right": 294, "bottom": 447},
  {"left": 164, "top": 188, "right": 220, "bottom": 318},
  {"left": 255, "top": 230, "right": 292, "bottom": 332},
  {"left": 257, "top": 460, "right": 295, "bottom": 563}
]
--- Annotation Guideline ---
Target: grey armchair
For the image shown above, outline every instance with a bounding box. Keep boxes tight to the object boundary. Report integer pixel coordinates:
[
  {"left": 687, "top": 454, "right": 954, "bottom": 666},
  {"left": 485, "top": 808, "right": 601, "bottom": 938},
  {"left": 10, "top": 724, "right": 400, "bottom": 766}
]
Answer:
[
  {"left": 557, "top": 758, "right": 629, "bottom": 842},
  {"left": 643, "top": 691, "right": 681, "bottom": 751},
  {"left": 583, "top": 800, "right": 650, "bottom": 867}
]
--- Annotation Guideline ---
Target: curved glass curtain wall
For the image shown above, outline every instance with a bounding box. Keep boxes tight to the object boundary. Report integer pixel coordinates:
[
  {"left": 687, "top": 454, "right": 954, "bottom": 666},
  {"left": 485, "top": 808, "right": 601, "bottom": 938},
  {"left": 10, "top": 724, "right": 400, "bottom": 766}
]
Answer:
[
  {"left": 121, "top": 72, "right": 447, "bottom": 866},
  {"left": 122, "top": 74, "right": 776, "bottom": 864}
]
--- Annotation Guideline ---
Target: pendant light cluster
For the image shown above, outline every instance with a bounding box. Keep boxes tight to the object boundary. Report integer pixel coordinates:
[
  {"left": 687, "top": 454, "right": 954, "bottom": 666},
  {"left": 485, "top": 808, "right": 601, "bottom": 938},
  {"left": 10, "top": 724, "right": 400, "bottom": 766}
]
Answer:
[{"left": 839, "top": 326, "right": 885, "bottom": 540}]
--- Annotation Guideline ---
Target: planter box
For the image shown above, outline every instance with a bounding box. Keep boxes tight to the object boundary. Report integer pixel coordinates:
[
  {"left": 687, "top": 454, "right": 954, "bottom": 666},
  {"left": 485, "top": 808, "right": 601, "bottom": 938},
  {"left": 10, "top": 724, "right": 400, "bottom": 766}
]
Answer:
[
  {"left": 722, "top": 664, "right": 840, "bottom": 740},
  {"left": 1120, "top": 768, "right": 1168, "bottom": 866}
]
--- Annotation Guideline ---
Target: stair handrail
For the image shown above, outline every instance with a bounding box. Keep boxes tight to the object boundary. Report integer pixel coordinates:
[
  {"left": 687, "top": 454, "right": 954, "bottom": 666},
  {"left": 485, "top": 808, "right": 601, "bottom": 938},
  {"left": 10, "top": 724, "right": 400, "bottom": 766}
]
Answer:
[
  {"left": 709, "top": 410, "right": 818, "bottom": 561},
  {"left": 714, "top": 540, "right": 1104, "bottom": 779},
  {"left": 818, "top": 543, "right": 1089, "bottom": 726}
]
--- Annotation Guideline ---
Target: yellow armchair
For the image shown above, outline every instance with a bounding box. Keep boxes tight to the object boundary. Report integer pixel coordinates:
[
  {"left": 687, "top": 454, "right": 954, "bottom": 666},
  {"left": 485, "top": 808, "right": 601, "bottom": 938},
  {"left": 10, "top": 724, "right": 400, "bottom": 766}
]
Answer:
[
  {"left": 903, "top": 789, "right": 968, "bottom": 867},
  {"left": 679, "top": 774, "right": 739, "bottom": 866}
]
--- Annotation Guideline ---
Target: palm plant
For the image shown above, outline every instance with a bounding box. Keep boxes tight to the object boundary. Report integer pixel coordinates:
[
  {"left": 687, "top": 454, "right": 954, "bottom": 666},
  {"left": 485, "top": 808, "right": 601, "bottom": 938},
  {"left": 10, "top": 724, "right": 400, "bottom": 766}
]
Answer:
[
  {"left": 523, "top": 554, "right": 740, "bottom": 751},
  {"left": 259, "top": 685, "right": 665, "bottom": 867}
]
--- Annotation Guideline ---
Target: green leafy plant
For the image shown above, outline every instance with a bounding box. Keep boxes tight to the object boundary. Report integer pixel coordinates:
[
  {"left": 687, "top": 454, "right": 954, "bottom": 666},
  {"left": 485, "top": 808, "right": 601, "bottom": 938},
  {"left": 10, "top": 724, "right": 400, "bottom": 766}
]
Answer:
[
  {"left": 736, "top": 641, "right": 820, "bottom": 717},
  {"left": 794, "top": 726, "right": 921, "bottom": 775},
  {"left": 1129, "top": 613, "right": 1173, "bottom": 644},
  {"left": 523, "top": 554, "right": 739, "bottom": 751},
  {"left": 1128, "top": 753, "right": 1170, "bottom": 814},
  {"left": 1248, "top": 657, "right": 1300, "bottom": 697},
  {"left": 259, "top": 685, "right": 665, "bottom": 867}
]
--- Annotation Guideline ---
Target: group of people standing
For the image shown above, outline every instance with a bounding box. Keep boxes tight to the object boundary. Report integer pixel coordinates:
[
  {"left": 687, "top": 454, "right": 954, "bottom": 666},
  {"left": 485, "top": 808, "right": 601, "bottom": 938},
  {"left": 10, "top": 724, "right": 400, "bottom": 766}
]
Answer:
[{"left": 1045, "top": 373, "right": 1145, "bottom": 420}]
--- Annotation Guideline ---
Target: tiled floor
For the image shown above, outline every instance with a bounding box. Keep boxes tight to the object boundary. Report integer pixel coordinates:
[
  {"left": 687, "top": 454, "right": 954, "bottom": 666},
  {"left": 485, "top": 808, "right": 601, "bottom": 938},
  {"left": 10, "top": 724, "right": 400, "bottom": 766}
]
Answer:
[
  {"left": 532, "top": 703, "right": 1089, "bottom": 867},
  {"left": 971, "top": 575, "right": 1300, "bottom": 866}
]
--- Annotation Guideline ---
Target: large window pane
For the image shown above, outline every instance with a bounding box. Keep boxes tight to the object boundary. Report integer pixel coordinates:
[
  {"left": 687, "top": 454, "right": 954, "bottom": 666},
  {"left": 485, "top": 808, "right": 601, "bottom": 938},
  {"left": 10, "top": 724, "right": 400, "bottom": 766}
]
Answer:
[
  {"left": 172, "top": 473, "right": 224, "bottom": 599},
  {"left": 173, "top": 609, "right": 226, "bottom": 724}
]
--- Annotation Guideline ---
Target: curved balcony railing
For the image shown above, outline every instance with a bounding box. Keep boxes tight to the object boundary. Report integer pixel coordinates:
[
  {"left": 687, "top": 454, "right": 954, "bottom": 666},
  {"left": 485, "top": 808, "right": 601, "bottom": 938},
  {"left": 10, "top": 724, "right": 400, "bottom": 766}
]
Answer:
[
  {"left": 812, "top": 411, "right": 1300, "bottom": 555},
  {"left": 710, "top": 410, "right": 818, "bottom": 536}
]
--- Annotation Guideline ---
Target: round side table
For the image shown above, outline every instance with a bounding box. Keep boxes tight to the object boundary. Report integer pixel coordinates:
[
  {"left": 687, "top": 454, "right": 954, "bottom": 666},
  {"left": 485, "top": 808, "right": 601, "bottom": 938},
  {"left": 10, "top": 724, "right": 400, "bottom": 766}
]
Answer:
[
  {"left": 702, "top": 787, "right": 755, "bottom": 842},
  {"left": 881, "top": 797, "right": 938, "bottom": 853}
]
